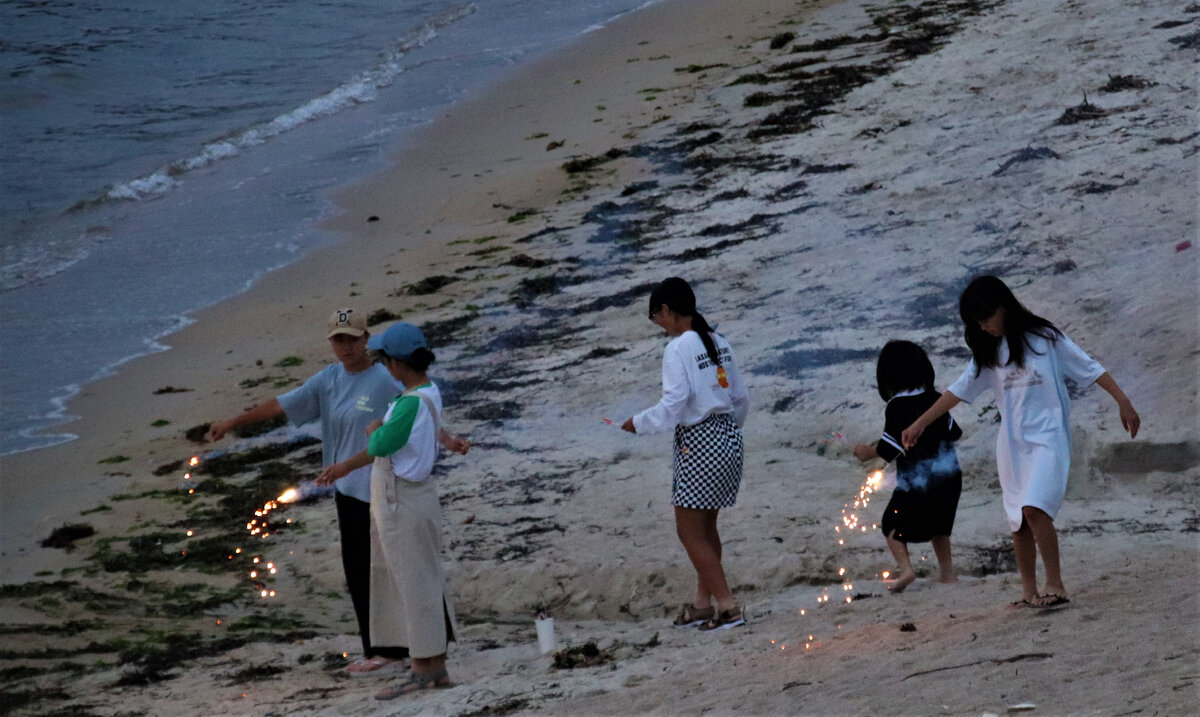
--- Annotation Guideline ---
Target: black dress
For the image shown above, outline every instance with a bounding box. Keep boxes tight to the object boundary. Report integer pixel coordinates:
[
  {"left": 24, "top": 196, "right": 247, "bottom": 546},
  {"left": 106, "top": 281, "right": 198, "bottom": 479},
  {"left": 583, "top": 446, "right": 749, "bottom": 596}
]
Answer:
[{"left": 875, "top": 389, "right": 963, "bottom": 544}]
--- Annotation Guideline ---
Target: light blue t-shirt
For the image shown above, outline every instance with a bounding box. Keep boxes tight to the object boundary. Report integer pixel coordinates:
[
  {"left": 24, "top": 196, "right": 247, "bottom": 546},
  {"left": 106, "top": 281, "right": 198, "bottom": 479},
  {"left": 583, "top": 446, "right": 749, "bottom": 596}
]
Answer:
[{"left": 277, "top": 362, "right": 400, "bottom": 503}]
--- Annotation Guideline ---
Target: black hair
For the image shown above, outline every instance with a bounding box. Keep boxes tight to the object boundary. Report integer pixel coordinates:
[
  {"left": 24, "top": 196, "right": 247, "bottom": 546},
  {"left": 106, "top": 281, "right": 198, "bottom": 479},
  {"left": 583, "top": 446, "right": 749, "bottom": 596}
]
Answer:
[
  {"left": 649, "top": 277, "right": 721, "bottom": 367},
  {"left": 384, "top": 347, "right": 436, "bottom": 373},
  {"left": 875, "top": 340, "right": 936, "bottom": 402},
  {"left": 959, "top": 275, "right": 1060, "bottom": 375}
]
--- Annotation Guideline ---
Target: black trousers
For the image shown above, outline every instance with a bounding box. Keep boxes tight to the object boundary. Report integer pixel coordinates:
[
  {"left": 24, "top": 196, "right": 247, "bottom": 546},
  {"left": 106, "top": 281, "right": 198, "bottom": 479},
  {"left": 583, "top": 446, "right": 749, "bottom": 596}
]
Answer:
[{"left": 335, "top": 491, "right": 409, "bottom": 660}]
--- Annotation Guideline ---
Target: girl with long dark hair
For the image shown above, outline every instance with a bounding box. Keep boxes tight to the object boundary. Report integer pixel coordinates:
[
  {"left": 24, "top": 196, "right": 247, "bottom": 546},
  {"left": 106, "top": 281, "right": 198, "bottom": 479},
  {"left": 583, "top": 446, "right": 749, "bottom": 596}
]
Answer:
[
  {"left": 621, "top": 277, "right": 750, "bottom": 631},
  {"left": 902, "top": 276, "right": 1140, "bottom": 608}
]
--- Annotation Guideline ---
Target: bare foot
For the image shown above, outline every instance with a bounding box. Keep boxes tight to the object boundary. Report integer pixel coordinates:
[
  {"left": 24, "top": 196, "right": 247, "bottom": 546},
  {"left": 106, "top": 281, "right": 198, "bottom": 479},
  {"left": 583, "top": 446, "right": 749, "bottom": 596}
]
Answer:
[
  {"left": 886, "top": 570, "right": 916, "bottom": 593},
  {"left": 938, "top": 574, "right": 959, "bottom": 584},
  {"left": 1008, "top": 592, "right": 1040, "bottom": 609},
  {"left": 1031, "top": 592, "right": 1070, "bottom": 608},
  {"left": 346, "top": 655, "right": 404, "bottom": 675}
]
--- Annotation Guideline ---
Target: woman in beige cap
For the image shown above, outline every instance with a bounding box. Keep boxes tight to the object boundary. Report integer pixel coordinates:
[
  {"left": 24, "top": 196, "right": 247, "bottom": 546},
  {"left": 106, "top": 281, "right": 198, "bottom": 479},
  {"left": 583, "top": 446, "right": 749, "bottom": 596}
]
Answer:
[{"left": 207, "top": 308, "right": 410, "bottom": 675}]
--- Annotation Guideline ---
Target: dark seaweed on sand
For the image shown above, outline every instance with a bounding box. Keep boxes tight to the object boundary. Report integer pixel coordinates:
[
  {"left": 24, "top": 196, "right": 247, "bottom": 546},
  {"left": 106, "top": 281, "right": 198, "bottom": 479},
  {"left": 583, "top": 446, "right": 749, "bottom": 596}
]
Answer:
[
  {"left": 1168, "top": 30, "right": 1199, "bottom": 50},
  {"left": 737, "top": 0, "right": 1002, "bottom": 141},
  {"left": 400, "top": 274, "right": 459, "bottom": 296},
  {"left": 1099, "top": 74, "right": 1155, "bottom": 92},
  {"left": 460, "top": 698, "right": 534, "bottom": 716},
  {"left": 1055, "top": 96, "right": 1108, "bottom": 125},
  {"left": 552, "top": 641, "right": 613, "bottom": 669},
  {"left": 993, "top": 146, "right": 1060, "bottom": 176},
  {"left": 42, "top": 523, "right": 96, "bottom": 551},
  {"left": 367, "top": 307, "right": 399, "bottom": 325},
  {"left": 769, "top": 32, "right": 796, "bottom": 50},
  {"left": 561, "top": 148, "right": 625, "bottom": 173}
]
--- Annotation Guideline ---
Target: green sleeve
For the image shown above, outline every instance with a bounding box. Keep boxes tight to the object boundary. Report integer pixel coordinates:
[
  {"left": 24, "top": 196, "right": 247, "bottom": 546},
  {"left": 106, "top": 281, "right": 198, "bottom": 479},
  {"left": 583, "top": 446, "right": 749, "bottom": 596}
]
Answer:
[{"left": 368, "top": 395, "right": 419, "bottom": 457}]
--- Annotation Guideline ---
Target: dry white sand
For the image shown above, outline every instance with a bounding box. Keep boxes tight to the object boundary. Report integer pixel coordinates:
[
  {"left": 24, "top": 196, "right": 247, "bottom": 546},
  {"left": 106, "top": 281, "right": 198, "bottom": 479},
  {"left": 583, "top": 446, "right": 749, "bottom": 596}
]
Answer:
[{"left": 1, "top": 0, "right": 1197, "bottom": 715}]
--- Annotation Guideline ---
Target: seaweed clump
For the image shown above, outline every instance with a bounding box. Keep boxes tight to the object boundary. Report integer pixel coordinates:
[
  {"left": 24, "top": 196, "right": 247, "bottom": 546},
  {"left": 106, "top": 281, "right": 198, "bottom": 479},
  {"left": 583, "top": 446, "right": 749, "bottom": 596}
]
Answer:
[
  {"left": 1099, "top": 74, "right": 1155, "bottom": 92},
  {"left": 552, "top": 641, "right": 614, "bottom": 669},
  {"left": 41, "top": 523, "right": 95, "bottom": 551},
  {"left": 1055, "top": 96, "right": 1108, "bottom": 125}
]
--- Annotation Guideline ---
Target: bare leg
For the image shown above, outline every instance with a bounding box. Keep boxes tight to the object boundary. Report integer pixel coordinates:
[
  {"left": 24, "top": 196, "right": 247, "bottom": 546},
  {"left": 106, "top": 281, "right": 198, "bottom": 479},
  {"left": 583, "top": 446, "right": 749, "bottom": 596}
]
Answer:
[
  {"left": 1022, "top": 505, "right": 1067, "bottom": 603},
  {"left": 697, "top": 509, "right": 723, "bottom": 607},
  {"left": 675, "top": 506, "right": 736, "bottom": 611},
  {"left": 930, "top": 535, "right": 958, "bottom": 584},
  {"left": 1011, "top": 519, "right": 1039, "bottom": 604},
  {"left": 884, "top": 530, "right": 916, "bottom": 593}
]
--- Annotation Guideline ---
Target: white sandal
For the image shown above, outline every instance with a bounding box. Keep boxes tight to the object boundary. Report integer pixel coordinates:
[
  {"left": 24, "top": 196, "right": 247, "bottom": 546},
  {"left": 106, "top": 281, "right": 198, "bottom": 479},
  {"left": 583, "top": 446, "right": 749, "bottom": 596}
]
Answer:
[{"left": 345, "top": 655, "right": 405, "bottom": 677}]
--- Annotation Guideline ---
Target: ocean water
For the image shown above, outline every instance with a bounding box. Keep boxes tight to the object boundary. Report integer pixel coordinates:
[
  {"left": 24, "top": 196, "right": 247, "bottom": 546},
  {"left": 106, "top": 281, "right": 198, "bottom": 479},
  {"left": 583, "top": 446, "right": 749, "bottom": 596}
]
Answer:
[{"left": 0, "top": 0, "right": 657, "bottom": 456}]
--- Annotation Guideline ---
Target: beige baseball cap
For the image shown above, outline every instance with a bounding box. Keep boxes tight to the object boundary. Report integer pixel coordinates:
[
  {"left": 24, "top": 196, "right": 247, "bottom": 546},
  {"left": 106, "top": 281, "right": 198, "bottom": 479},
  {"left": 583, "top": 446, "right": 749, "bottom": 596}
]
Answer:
[{"left": 327, "top": 308, "right": 367, "bottom": 338}]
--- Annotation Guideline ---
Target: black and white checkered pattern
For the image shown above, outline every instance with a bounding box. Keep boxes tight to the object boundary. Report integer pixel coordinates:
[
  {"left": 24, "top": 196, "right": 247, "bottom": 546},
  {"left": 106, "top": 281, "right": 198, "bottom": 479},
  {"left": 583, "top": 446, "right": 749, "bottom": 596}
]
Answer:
[{"left": 672, "top": 412, "right": 744, "bottom": 509}]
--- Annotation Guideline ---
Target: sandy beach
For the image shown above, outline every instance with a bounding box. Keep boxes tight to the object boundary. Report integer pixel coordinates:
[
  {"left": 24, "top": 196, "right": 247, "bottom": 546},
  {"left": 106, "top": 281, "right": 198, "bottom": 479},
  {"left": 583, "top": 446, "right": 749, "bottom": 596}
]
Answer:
[{"left": 2, "top": 0, "right": 1197, "bottom": 714}]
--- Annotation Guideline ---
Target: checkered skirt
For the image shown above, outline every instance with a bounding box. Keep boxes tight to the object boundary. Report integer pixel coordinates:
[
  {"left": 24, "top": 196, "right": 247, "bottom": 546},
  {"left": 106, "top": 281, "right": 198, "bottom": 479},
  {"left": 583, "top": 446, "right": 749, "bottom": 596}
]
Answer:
[{"left": 672, "top": 412, "right": 744, "bottom": 509}]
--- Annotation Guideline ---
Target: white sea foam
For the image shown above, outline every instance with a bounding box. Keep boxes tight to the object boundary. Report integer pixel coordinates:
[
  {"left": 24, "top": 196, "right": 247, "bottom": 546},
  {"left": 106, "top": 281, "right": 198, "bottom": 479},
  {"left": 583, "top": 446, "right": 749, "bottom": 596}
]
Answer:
[
  {"left": 0, "top": 236, "right": 92, "bottom": 291},
  {"left": 102, "top": 3, "right": 477, "bottom": 204}
]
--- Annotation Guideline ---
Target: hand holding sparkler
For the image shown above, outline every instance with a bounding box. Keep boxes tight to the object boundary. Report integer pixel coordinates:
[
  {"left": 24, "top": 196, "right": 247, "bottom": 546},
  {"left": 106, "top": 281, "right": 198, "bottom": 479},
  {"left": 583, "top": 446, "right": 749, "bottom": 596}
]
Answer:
[
  {"left": 620, "top": 417, "right": 636, "bottom": 434},
  {"left": 316, "top": 450, "right": 372, "bottom": 486},
  {"left": 902, "top": 390, "right": 962, "bottom": 449},
  {"left": 438, "top": 429, "right": 471, "bottom": 455},
  {"left": 315, "top": 462, "right": 350, "bottom": 486}
]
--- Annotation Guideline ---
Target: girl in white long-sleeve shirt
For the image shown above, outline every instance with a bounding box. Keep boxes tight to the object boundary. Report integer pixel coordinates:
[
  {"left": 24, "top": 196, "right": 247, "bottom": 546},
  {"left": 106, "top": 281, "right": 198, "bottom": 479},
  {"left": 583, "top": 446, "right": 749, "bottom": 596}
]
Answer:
[{"left": 622, "top": 277, "right": 750, "bottom": 632}]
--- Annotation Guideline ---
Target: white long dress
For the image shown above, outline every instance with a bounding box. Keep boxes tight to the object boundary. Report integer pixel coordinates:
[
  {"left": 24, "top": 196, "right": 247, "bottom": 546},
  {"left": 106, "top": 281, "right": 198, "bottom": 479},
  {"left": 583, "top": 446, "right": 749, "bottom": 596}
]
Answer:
[{"left": 947, "top": 332, "right": 1105, "bottom": 531}]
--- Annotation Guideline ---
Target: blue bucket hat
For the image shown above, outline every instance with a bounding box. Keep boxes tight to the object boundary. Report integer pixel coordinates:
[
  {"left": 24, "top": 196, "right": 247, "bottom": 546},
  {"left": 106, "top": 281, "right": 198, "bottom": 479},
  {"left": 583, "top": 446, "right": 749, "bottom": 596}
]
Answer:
[{"left": 367, "top": 322, "right": 427, "bottom": 361}]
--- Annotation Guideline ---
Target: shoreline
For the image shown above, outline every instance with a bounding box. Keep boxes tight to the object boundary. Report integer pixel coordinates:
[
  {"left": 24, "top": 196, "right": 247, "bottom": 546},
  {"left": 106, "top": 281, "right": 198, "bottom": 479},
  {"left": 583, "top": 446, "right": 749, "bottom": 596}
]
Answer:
[
  {"left": 1, "top": 0, "right": 1197, "bottom": 714},
  {"left": 0, "top": 0, "right": 828, "bottom": 579}
]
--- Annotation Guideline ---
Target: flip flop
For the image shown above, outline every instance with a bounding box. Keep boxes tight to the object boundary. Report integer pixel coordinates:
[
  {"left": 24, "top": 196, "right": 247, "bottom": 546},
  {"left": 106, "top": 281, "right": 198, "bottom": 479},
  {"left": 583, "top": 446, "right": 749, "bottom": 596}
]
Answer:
[
  {"left": 1032, "top": 593, "right": 1070, "bottom": 609},
  {"left": 375, "top": 669, "right": 451, "bottom": 700},
  {"left": 1008, "top": 598, "right": 1036, "bottom": 609}
]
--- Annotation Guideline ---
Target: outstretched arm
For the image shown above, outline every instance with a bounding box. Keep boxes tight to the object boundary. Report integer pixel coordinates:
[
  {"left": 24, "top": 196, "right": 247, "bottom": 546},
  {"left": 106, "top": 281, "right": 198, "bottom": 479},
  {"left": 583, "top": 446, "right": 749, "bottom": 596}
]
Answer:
[
  {"left": 1094, "top": 372, "right": 1140, "bottom": 438},
  {"left": 207, "top": 398, "right": 284, "bottom": 442},
  {"left": 901, "top": 390, "right": 962, "bottom": 450}
]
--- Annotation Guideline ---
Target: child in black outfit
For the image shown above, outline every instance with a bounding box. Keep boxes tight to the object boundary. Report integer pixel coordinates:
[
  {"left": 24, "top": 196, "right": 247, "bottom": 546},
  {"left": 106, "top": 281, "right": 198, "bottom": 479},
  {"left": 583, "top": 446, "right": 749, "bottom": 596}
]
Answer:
[{"left": 854, "top": 340, "right": 963, "bottom": 593}]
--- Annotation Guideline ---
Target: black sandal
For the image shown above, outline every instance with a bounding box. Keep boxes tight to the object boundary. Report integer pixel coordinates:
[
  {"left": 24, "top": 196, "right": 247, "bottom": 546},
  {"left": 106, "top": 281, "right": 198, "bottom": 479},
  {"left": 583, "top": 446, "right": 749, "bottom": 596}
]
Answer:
[
  {"left": 699, "top": 607, "right": 746, "bottom": 632},
  {"left": 673, "top": 603, "right": 715, "bottom": 627}
]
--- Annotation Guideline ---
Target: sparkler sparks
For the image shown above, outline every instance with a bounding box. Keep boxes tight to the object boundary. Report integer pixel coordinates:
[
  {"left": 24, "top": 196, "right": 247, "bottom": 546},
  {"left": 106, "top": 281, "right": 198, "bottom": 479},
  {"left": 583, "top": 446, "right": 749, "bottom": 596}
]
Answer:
[
  {"left": 787, "top": 467, "right": 887, "bottom": 653},
  {"left": 178, "top": 455, "right": 298, "bottom": 600}
]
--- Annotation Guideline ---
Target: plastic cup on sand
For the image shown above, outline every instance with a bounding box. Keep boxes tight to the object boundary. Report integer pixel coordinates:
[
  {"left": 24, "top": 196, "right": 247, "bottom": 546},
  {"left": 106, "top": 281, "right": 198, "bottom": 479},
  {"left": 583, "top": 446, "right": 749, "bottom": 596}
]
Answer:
[{"left": 536, "top": 616, "right": 557, "bottom": 654}]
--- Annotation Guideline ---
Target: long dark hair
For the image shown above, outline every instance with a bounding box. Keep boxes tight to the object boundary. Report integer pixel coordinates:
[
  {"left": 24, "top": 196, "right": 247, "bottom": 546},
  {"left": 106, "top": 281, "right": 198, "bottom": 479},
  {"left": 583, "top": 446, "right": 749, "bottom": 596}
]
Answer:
[
  {"left": 875, "top": 340, "right": 935, "bottom": 402},
  {"left": 959, "top": 275, "right": 1060, "bottom": 374},
  {"left": 649, "top": 277, "right": 721, "bottom": 367}
]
